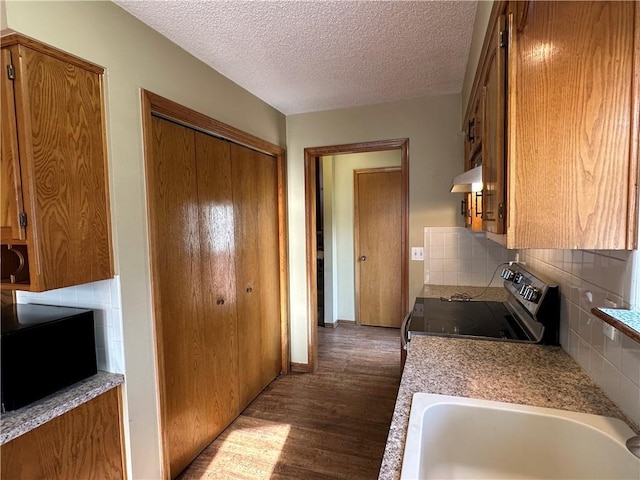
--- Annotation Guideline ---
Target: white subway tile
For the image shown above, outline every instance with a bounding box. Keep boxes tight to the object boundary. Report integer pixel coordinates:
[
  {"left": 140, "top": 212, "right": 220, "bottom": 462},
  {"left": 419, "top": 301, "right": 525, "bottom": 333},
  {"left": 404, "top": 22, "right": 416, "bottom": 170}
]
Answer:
[
  {"left": 618, "top": 376, "right": 640, "bottom": 426},
  {"left": 577, "top": 336, "right": 591, "bottom": 371},
  {"left": 430, "top": 271, "right": 444, "bottom": 285},
  {"left": 430, "top": 258, "right": 444, "bottom": 272},
  {"left": 96, "top": 348, "right": 108, "bottom": 371},
  {"left": 431, "top": 245, "right": 444, "bottom": 260},
  {"left": 444, "top": 245, "right": 458, "bottom": 259},
  {"left": 621, "top": 335, "right": 640, "bottom": 387},
  {"left": 92, "top": 279, "right": 112, "bottom": 305},
  {"left": 444, "top": 232, "right": 459, "bottom": 247},
  {"left": 604, "top": 330, "right": 623, "bottom": 369},
  {"left": 590, "top": 317, "right": 605, "bottom": 356},
  {"left": 567, "top": 330, "right": 580, "bottom": 360},
  {"left": 578, "top": 310, "right": 592, "bottom": 342},
  {"left": 443, "top": 271, "right": 458, "bottom": 286},
  {"left": 431, "top": 232, "right": 445, "bottom": 246},
  {"left": 600, "top": 359, "right": 621, "bottom": 401}
]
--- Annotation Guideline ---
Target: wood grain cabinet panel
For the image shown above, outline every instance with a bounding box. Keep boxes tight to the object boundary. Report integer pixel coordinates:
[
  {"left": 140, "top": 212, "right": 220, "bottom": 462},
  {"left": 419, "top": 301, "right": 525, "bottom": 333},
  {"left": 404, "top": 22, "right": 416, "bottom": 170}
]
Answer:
[
  {"left": 467, "top": 1, "right": 638, "bottom": 249},
  {"left": 146, "top": 115, "right": 283, "bottom": 479},
  {"left": 0, "top": 33, "right": 113, "bottom": 291},
  {"left": 0, "top": 387, "right": 126, "bottom": 480}
]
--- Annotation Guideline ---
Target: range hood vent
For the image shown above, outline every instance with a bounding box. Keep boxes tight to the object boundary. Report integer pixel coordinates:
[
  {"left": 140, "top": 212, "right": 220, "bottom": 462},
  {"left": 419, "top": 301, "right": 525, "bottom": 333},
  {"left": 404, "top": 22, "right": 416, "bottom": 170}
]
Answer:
[{"left": 450, "top": 165, "right": 482, "bottom": 193}]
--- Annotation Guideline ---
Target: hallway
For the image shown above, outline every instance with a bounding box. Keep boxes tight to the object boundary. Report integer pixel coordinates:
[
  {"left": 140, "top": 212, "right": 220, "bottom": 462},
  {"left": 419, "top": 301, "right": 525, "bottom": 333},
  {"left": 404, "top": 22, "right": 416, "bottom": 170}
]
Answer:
[{"left": 178, "top": 324, "right": 401, "bottom": 479}]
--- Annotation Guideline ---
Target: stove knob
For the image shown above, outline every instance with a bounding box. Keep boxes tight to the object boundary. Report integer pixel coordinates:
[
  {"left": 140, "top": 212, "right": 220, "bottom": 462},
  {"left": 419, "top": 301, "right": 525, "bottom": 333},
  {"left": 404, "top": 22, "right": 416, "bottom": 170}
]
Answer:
[
  {"left": 528, "top": 287, "right": 541, "bottom": 303},
  {"left": 518, "top": 284, "right": 529, "bottom": 296},
  {"left": 513, "top": 273, "right": 523, "bottom": 284},
  {"left": 501, "top": 268, "right": 515, "bottom": 280}
]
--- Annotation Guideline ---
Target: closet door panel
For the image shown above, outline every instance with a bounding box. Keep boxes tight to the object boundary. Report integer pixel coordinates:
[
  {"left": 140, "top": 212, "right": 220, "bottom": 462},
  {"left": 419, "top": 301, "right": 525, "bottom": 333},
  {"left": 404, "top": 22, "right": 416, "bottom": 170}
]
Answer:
[
  {"left": 148, "top": 117, "right": 208, "bottom": 477},
  {"left": 231, "top": 143, "right": 264, "bottom": 408},
  {"left": 194, "top": 132, "right": 240, "bottom": 433},
  {"left": 256, "top": 151, "right": 281, "bottom": 386}
]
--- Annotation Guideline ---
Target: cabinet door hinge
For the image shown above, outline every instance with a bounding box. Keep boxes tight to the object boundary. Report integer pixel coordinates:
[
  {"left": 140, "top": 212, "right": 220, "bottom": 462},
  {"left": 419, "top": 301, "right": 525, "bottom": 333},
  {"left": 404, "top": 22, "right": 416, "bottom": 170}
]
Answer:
[
  {"left": 19, "top": 212, "right": 27, "bottom": 227},
  {"left": 7, "top": 64, "right": 15, "bottom": 80},
  {"left": 498, "top": 203, "right": 505, "bottom": 219},
  {"left": 499, "top": 30, "right": 507, "bottom": 48}
]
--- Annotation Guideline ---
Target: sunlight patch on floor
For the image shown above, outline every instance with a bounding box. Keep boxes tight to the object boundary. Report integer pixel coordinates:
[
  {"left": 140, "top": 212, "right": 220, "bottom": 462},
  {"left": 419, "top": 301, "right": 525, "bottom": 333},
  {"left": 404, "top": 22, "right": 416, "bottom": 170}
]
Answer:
[{"left": 189, "top": 422, "right": 292, "bottom": 479}]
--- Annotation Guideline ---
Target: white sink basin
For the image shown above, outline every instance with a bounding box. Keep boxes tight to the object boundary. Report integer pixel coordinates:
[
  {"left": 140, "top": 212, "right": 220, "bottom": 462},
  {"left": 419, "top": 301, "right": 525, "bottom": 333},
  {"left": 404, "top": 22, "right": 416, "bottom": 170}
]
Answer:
[{"left": 401, "top": 393, "right": 640, "bottom": 480}]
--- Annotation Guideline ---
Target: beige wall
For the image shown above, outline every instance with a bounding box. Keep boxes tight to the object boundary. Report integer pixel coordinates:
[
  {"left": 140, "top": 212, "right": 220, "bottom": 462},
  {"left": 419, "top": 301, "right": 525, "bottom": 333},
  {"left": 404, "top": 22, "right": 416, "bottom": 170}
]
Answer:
[
  {"left": 5, "top": 1, "right": 286, "bottom": 478},
  {"left": 286, "top": 94, "right": 463, "bottom": 363},
  {"left": 1, "top": 1, "right": 7, "bottom": 30},
  {"left": 323, "top": 151, "right": 402, "bottom": 323},
  {"left": 461, "top": 0, "right": 494, "bottom": 122}
]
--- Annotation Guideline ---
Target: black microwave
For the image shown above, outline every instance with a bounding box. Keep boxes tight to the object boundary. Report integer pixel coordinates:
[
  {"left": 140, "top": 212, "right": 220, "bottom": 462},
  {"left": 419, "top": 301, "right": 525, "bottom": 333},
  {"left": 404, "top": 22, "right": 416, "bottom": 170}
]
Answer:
[{"left": 1, "top": 303, "right": 97, "bottom": 412}]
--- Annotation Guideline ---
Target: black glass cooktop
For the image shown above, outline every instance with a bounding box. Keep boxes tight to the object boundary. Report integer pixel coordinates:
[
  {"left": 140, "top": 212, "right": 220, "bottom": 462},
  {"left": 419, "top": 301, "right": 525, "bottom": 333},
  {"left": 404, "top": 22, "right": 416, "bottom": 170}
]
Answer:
[{"left": 409, "top": 297, "right": 532, "bottom": 341}]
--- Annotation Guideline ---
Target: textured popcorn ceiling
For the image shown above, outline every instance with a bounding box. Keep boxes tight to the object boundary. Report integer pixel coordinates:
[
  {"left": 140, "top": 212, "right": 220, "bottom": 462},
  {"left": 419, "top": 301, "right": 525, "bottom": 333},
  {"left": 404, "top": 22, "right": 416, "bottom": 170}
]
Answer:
[{"left": 115, "top": 0, "right": 478, "bottom": 115}]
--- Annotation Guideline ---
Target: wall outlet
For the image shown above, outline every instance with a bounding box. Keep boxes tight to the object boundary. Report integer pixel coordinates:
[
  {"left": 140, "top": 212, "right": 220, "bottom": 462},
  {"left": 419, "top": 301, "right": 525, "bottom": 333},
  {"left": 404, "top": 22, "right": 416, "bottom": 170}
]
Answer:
[
  {"left": 603, "top": 323, "right": 618, "bottom": 342},
  {"left": 411, "top": 247, "right": 424, "bottom": 261}
]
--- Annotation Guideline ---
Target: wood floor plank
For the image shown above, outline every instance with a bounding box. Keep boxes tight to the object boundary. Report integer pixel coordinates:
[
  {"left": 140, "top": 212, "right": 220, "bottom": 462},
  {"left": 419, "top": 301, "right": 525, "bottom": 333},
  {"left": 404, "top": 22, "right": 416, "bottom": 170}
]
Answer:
[{"left": 177, "top": 324, "right": 401, "bottom": 479}]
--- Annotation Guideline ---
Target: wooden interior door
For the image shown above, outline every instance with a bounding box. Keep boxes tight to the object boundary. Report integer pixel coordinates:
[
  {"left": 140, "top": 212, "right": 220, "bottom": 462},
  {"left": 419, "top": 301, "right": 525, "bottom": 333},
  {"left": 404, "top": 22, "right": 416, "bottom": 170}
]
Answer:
[
  {"left": 148, "top": 117, "right": 210, "bottom": 477},
  {"left": 355, "top": 168, "right": 402, "bottom": 328},
  {"left": 255, "top": 150, "right": 281, "bottom": 387},
  {"left": 194, "top": 132, "right": 240, "bottom": 437},
  {"left": 0, "top": 48, "right": 26, "bottom": 242},
  {"left": 231, "top": 143, "right": 265, "bottom": 408}
]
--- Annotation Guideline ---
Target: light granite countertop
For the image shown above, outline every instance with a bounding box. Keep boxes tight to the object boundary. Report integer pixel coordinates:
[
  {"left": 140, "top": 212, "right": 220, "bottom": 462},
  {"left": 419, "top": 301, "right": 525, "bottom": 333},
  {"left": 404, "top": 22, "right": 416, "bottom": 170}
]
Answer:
[
  {"left": 378, "top": 335, "right": 638, "bottom": 480},
  {"left": 1, "top": 371, "right": 124, "bottom": 445}
]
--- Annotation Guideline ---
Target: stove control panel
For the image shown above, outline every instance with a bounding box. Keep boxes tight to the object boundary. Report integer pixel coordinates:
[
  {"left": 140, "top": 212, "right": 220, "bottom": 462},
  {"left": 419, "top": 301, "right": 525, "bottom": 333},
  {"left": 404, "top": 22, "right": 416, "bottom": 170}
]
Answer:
[{"left": 503, "top": 264, "right": 555, "bottom": 316}]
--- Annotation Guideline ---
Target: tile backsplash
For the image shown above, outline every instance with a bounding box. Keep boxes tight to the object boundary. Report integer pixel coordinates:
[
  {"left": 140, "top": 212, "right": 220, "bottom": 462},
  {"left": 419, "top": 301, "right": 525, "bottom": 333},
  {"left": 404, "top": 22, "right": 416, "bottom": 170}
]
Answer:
[
  {"left": 16, "top": 276, "right": 125, "bottom": 374},
  {"left": 518, "top": 249, "right": 640, "bottom": 426},
  {"left": 423, "top": 227, "right": 513, "bottom": 287}
]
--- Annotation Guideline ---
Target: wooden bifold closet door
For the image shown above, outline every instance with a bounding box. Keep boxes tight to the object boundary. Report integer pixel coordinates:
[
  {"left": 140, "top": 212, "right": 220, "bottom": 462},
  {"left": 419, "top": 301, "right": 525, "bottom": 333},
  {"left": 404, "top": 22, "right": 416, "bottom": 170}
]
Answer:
[{"left": 147, "top": 116, "right": 282, "bottom": 478}]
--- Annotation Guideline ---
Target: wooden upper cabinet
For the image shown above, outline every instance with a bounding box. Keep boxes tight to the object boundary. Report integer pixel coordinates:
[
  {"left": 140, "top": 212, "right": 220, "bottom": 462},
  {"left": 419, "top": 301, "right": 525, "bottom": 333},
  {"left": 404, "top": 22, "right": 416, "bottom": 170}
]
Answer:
[
  {"left": 481, "top": 13, "right": 507, "bottom": 236},
  {"left": 0, "top": 33, "right": 113, "bottom": 290},
  {"left": 469, "top": 1, "right": 639, "bottom": 249}
]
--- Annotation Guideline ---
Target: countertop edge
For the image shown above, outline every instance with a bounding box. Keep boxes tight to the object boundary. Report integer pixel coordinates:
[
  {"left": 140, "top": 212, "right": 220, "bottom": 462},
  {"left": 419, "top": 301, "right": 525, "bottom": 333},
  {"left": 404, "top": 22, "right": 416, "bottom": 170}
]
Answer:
[
  {"left": 591, "top": 307, "right": 640, "bottom": 343},
  {"left": 1, "top": 371, "right": 124, "bottom": 444}
]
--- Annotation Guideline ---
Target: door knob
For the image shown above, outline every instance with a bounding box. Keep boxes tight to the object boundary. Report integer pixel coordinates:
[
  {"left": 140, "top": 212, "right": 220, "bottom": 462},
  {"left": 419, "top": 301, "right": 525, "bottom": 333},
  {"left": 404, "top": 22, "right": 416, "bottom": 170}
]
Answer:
[
  {"left": 246, "top": 286, "right": 253, "bottom": 293},
  {"left": 216, "top": 298, "right": 225, "bottom": 305},
  {"left": 359, "top": 255, "right": 367, "bottom": 261}
]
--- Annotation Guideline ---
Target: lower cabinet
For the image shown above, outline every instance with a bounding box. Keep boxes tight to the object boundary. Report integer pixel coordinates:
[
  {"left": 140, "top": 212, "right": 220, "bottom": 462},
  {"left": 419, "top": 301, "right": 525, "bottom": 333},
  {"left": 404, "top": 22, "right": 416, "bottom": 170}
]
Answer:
[
  {"left": 0, "top": 387, "right": 126, "bottom": 480},
  {"left": 146, "top": 114, "right": 283, "bottom": 478}
]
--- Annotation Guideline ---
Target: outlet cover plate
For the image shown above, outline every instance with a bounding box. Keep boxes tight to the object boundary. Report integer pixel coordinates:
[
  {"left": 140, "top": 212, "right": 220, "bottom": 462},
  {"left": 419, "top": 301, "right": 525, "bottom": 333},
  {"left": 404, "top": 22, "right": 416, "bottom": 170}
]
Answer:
[{"left": 411, "top": 247, "right": 424, "bottom": 261}]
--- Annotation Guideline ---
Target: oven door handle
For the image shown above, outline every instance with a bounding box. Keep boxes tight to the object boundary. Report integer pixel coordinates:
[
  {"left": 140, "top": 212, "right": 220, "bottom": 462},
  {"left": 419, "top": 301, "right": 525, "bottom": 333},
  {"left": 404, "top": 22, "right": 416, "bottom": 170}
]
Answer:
[{"left": 401, "top": 311, "right": 412, "bottom": 350}]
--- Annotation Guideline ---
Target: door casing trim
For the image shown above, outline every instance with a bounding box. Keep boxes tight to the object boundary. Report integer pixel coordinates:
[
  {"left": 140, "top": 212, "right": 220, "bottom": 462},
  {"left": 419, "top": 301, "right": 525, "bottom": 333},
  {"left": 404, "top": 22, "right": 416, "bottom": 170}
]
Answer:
[{"left": 303, "top": 139, "right": 409, "bottom": 372}]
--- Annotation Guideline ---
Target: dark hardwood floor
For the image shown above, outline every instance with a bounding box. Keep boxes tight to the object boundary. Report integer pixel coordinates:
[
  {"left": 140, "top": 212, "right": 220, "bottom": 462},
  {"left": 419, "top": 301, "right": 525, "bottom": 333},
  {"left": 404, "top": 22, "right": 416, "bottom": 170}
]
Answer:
[{"left": 178, "top": 324, "right": 401, "bottom": 479}]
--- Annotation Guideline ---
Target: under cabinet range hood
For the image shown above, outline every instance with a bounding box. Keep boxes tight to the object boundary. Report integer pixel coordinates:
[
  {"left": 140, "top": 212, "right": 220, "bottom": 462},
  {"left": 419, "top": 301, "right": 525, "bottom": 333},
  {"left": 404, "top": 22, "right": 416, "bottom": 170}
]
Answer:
[{"left": 450, "top": 165, "right": 482, "bottom": 193}]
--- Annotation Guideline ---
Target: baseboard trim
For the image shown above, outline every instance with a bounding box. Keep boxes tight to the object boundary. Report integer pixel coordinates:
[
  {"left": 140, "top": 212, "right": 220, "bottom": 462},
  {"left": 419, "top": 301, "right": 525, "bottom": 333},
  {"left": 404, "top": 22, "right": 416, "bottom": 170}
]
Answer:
[
  {"left": 337, "top": 319, "right": 356, "bottom": 325},
  {"left": 290, "top": 362, "right": 312, "bottom": 373},
  {"left": 323, "top": 322, "right": 338, "bottom": 328}
]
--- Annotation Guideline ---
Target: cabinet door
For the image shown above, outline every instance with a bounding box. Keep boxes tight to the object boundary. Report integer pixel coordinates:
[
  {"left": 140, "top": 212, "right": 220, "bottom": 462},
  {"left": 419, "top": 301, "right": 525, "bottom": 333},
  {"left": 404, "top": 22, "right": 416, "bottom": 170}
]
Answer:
[
  {"left": 18, "top": 45, "right": 112, "bottom": 289},
  {"left": 194, "top": 131, "right": 240, "bottom": 435},
  {"left": 481, "top": 14, "right": 507, "bottom": 235},
  {"left": 0, "top": 48, "right": 26, "bottom": 242},
  {"left": 508, "top": 1, "right": 636, "bottom": 248},
  {"left": 1, "top": 387, "right": 125, "bottom": 480},
  {"left": 147, "top": 117, "right": 209, "bottom": 477}
]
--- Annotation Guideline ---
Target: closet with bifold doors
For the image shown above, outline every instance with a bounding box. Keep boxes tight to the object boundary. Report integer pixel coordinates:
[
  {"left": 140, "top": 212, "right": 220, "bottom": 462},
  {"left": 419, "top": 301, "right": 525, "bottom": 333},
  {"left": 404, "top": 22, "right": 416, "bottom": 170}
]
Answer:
[{"left": 144, "top": 96, "right": 285, "bottom": 479}]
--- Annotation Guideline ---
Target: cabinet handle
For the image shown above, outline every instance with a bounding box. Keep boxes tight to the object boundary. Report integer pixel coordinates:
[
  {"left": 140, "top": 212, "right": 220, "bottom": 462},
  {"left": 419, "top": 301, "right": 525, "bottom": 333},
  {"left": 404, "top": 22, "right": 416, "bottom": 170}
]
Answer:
[
  {"left": 474, "top": 192, "right": 483, "bottom": 218},
  {"left": 216, "top": 298, "right": 225, "bottom": 305},
  {"left": 246, "top": 286, "right": 253, "bottom": 293},
  {"left": 461, "top": 199, "right": 467, "bottom": 216},
  {"left": 359, "top": 255, "right": 367, "bottom": 262},
  {"left": 467, "top": 119, "right": 475, "bottom": 143}
]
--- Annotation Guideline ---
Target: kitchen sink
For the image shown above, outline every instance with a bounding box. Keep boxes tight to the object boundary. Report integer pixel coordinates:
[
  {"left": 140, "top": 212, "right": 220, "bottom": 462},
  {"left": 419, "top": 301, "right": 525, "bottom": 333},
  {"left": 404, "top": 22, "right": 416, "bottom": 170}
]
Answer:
[{"left": 401, "top": 393, "right": 640, "bottom": 479}]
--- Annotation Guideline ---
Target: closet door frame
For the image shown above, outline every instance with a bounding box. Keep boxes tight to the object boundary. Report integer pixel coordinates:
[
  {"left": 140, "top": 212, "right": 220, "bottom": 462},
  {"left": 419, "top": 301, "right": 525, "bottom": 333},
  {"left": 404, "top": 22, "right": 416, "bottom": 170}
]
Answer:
[{"left": 141, "top": 90, "right": 289, "bottom": 480}]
